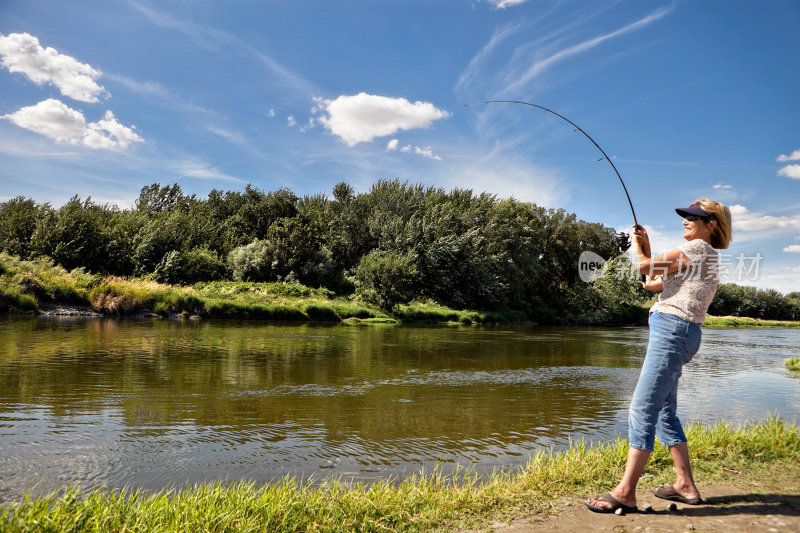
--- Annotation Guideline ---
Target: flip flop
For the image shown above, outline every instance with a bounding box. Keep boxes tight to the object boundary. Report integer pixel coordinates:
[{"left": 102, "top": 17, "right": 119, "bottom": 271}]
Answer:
[
  {"left": 584, "top": 492, "right": 638, "bottom": 514},
  {"left": 651, "top": 484, "right": 704, "bottom": 505}
]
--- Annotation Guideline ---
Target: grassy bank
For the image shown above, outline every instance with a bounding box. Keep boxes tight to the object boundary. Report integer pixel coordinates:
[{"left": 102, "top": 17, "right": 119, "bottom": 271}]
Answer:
[
  {"left": 703, "top": 315, "right": 800, "bottom": 328},
  {"left": 1, "top": 418, "right": 797, "bottom": 532},
  {"left": 787, "top": 358, "right": 800, "bottom": 372},
  {"left": 0, "top": 253, "right": 524, "bottom": 325}
]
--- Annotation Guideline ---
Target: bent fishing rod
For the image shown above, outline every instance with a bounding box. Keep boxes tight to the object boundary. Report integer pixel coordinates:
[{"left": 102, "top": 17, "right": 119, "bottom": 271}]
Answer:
[{"left": 464, "top": 100, "right": 638, "bottom": 252}]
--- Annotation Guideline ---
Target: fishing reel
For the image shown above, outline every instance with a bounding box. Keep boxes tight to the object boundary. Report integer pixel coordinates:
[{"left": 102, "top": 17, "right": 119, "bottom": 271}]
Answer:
[{"left": 614, "top": 231, "right": 632, "bottom": 252}]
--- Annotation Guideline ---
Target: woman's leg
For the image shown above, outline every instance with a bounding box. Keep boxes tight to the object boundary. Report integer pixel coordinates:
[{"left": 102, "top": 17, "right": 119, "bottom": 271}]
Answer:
[
  {"left": 668, "top": 442, "right": 701, "bottom": 500},
  {"left": 586, "top": 448, "right": 650, "bottom": 509}
]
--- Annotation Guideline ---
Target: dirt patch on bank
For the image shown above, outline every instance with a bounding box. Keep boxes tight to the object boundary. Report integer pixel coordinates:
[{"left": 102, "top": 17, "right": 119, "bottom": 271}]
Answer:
[{"left": 476, "top": 483, "right": 800, "bottom": 532}]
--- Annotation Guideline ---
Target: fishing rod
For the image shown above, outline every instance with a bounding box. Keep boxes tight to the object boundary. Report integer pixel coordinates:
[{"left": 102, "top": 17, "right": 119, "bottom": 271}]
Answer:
[{"left": 464, "top": 100, "right": 637, "bottom": 252}]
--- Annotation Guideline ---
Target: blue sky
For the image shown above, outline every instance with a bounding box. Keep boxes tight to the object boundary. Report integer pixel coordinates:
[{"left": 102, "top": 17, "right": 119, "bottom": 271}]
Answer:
[{"left": 1, "top": 0, "right": 799, "bottom": 293}]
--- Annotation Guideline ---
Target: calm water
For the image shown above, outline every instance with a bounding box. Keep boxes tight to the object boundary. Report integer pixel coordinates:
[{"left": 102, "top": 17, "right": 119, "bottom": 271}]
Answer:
[{"left": 1, "top": 316, "right": 798, "bottom": 502}]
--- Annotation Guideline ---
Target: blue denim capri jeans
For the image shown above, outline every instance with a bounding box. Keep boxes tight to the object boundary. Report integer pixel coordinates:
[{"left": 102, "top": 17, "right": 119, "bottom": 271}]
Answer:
[{"left": 629, "top": 311, "right": 702, "bottom": 451}]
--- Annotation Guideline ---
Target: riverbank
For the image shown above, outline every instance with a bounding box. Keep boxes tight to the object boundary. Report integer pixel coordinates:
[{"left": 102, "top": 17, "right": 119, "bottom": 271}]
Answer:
[
  {"left": 0, "top": 253, "right": 525, "bottom": 325},
  {"left": 703, "top": 315, "right": 800, "bottom": 328},
  {"left": 1, "top": 418, "right": 797, "bottom": 532},
  {"left": 5, "top": 253, "right": 800, "bottom": 328}
]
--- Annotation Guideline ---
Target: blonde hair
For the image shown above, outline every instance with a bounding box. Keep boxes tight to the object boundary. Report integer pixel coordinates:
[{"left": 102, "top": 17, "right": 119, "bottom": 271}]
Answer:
[{"left": 691, "top": 197, "right": 732, "bottom": 249}]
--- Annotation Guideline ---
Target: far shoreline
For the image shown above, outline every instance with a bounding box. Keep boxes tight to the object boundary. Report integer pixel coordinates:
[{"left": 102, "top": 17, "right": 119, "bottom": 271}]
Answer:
[{"left": 9, "top": 303, "right": 800, "bottom": 330}]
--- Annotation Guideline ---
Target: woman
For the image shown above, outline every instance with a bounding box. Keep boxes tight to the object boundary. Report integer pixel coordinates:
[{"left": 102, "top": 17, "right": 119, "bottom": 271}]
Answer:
[{"left": 585, "top": 197, "right": 732, "bottom": 514}]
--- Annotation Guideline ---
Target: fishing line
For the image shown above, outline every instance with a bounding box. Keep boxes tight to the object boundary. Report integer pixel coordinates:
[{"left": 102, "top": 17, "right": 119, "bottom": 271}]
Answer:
[{"left": 464, "top": 100, "right": 638, "bottom": 251}]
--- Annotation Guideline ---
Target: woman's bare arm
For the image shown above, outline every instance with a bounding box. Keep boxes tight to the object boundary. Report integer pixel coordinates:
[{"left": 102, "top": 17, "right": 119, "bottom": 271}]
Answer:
[{"left": 631, "top": 225, "right": 691, "bottom": 277}]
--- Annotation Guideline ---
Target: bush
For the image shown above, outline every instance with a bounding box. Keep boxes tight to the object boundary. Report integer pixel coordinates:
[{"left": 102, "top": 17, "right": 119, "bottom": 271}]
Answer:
[
  {"left": 354, "top": 250, "right": 418, "bottom": 310},
  {"left": 153, "top": 248, "right": 228, "bottom": 285},
  {"left": 227, "top": 239, "right": 275, "bottom": 282}
]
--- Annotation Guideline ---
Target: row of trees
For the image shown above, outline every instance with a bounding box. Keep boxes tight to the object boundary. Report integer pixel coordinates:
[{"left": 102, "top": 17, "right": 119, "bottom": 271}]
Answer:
[
  {"left": 708, "top": 283, "right": 800, "bottom": 321},
  {"left": 2, "top": 180, "right": 796, "bottom": 322},
  {"left": 0, "top": 181, "right": 623, "bottom": 320}
]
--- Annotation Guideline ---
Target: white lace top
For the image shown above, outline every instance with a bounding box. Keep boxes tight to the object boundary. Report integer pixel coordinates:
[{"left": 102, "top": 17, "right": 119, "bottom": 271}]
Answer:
[{"left": 650, "top": 239, "right": 720, "bottom": 324}]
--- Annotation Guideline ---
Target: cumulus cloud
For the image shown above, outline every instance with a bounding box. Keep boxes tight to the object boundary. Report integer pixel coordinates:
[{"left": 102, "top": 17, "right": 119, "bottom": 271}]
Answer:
[
  {"left": 0, "top": 32, "right": 107, "bottom": 102},
  {"left": 783, "top": 245, "right": 800, "bottom": 253},
  {"left": 314, "top": 93, "right": 449, "bottom": 146},
  {"left": 414, "top": 146, "right": 442, "bottom": 161},
  {"left": 713, "top": 183, "right": 732, "bottom": 190},
  {"left": 778, "top": 164, "right": 800, "bottom": 180},
  {"left": 388, "top": 141, "right": 441, "bottom": 160},
  {"left": 2, "top": 98, "right": 142, "bottom": 149},
  {"left": 287, "top": 116, "right": 296, "bottom": 127},
  {"left": 777, "top": 150, "right": 800, "bottom": 162},
  {"left": 730, "top": 204, "right": 800, "bottom": 234}
]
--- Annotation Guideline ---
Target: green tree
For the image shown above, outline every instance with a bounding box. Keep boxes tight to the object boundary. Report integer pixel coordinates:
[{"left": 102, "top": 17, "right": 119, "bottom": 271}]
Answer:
[{"left": 0, "top": 197, "right": 47, "bottom": 258}]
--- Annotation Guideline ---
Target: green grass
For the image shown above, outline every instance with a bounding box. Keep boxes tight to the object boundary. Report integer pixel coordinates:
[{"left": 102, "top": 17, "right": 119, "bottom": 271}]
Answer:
[
  {"left": 787, "top": 358, "right": 800, "bottom": 372},
  {"left": 0, "top": 254, "right": 532, "bottom": 324},
  {"left": 703, "top": 315, "right": 800, "bottom": 328},
  {"left": 393, "top": 300, "right": 532, "bottom": 325},
  {"left": 2, "top": 418, "right": 798, "bottom": 532}
]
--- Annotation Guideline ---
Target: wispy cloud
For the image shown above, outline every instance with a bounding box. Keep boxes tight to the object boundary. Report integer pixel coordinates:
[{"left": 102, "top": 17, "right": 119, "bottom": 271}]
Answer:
[
  {"left": 167, "top": 156, "right": 252, "bottom": 183},
  {"left": 503, "top": 6, "right": 672, "bottom": 93},
  {"left": 487, "top": 0, "right": 527, "bottom": 8},
  {"left": 456, "top": 21, "right": 524, "bottom": 92},
  {"left": 713, "top": 183, "right": 732, "bottom": 190},
  {"left": 106, "top": 73, "right": 221, "bottom": 118},
  {"left": 784, "top": 245, "right": 800, "bottom": 253},
  {"left": 129, "top": 1, "right": 315, "bottom": 96}
]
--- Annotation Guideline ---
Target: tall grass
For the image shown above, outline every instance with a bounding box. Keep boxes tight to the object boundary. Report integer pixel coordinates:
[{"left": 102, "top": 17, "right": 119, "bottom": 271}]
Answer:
[
  {"left": 787, "top": 358, "right": 800, "bottom": 372},
  {"left": 704, "top": 315, "right": 800, "bottom": 328},
  {"left": 2, "top": 419, "right": 797, "bottom": 532}
]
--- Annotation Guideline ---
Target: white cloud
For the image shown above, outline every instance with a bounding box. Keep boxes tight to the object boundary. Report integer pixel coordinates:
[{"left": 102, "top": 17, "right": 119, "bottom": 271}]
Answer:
[
  {"left": 268, "top": 109, "right": 276, "bottom": 117},
  {"left": 414, "top": 146, "right": 442, "bottom": 161},
  {"left": 314, "top": 93, "right": 450, "bottom": 146},
  {"left": 287, "top": 116, "right": 296, "bottom": 127},
  {"left": 783, "top": 266, "right": 800, "bottom": 273},
  {"left": 2, "top": 98, "right": 142, "bottom": 149},
  {"left": 730, "top": 204, "right": 800, "bottom": 234},
  {"left": 713, "top": 183, "right": 732, "bottom": 190},
  {"left": 783, "top": 245, "right": 800, "bottom": 253},
  {"left": 0, "top": 32, "right": 107, "bottom": 102},
  {"left": 777, "top": 164, "right": 800, "bottom": 180},
  {"left": 299, "top": 117, "right": 316, "bottom": 132},
  {"left": 777, "top": 150, "right": 800, "bottom": 162},
  {"left": 387, "top": 139, "right": 442, "bottom": 160},
  {"left": 488, "top": 0, "right": 527, "bottom": 7}
]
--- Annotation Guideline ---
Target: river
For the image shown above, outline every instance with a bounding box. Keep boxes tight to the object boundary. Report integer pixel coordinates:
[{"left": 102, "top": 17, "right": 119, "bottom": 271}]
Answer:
[{"left": 1, "top": 316, "right": 798, "bottom": 502}]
